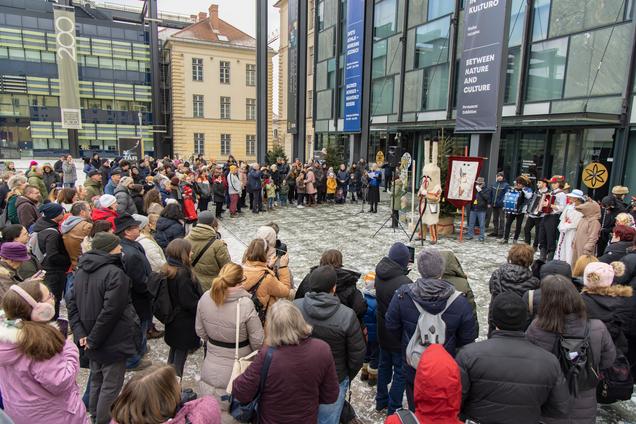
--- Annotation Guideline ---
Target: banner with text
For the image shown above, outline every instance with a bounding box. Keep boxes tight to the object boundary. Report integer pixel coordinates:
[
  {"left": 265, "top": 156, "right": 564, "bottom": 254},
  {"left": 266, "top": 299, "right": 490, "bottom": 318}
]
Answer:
[
  {"left": 287, "top": 0, "right": 298, "bottom": 134},
  {"left": 54, "top": 8, "right": 82, "bottom": 129},
  {"left": 343, "top": 0, "right": 364, "bottom": 132},
  {"left": 455, "top": 0, "right": 508, "bottom": 133}
]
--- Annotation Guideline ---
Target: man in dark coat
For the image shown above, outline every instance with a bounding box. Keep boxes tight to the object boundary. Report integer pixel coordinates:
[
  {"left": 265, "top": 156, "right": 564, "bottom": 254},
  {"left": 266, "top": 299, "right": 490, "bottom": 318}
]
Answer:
[
  {"left": 456, "top": 293, "right": 569, "bottom": 424},
  {"left": 115, "top": 214, "right": 152, "bottom": 370},
  {"left": 16, "top": 185, "right": 41, "bottom": 230},
  {"left": 247, "top": 163, "right": 262, "bottom": 213},
  {"left": 32, "top": 203, "right": 70, "bottom": 318},
  {"left": 386, "top": 248, "right": 476, "bottom": 411},
  {"left": 67, "top": 232, "right": 141, "bottom": 424},
  {"left": 375, "top": 242, "right": 412, "bottom": 415},
  {"left": 294, "top": 265, "right": 366, "bottom": 424}
]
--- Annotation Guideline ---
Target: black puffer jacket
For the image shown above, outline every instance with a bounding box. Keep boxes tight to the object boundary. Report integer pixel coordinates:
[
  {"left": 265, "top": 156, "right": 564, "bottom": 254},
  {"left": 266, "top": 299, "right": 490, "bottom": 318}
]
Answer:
[
  {"left": 294, "top": 292, "right": 366, "bottom": 382},
  {"left": 155, "top": 217, "right": 185, "bottom": 249},
  {"left": 120, "top": 237, "right": 153, "bottom": 321},
  {"left": 456, "top": 330, "right": 569, "bottom": 424},
  {"left": 522, "top": 260, "right": 573, "bottom": 320},
  {"left": 165, "top": 264, "right": 203, "bottom": 350},
  {"left": 32, "top": 217, "right": 71, "bottom": 272},
  {"left": 67, "top": 251, "right": 141, "bottom": 364},
  {"left": 598, "top": 241, "right": 633, "bottom": 264},
  {"left": 374, "top": 257, "right": 413, "bottom": 352},
  {"left": 488, "top": 263, "right": 540, "bottom": 336},
  {"left": 582, "top": 285, "right": 633, "bottom": 354}
]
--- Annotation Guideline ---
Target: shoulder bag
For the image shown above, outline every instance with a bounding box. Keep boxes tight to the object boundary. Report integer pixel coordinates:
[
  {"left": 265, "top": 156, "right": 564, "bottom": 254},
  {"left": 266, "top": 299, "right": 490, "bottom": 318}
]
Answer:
[
  {"left": 229, "top": 346, "right": 275, "bottom": 423},
  {"left": 226, "top": 298, "right": 258, "bottom": 393}
]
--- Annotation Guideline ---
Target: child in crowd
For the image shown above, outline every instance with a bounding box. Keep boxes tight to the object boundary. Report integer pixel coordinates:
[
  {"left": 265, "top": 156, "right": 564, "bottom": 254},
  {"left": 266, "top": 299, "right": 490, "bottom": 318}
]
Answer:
[
  {"left": 326, "top": 172, "right": 337, "bottom": 203},
  {"left": 361, "top": 273, "right": 378, "bottom": 386},
  {"left": 265, "top": 175, "right": 276, "bottom": 211},
  {"left": 279, "top": 179, "right": 289, "bottom": 207}
]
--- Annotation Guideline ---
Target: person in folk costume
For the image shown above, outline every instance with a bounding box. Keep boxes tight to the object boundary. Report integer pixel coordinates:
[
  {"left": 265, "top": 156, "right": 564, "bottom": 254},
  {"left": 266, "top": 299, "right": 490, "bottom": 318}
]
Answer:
[
  {"left": 417, "top": 137, "right": 442, "bottom": 244},
  {"left": 554, "top": 189, "right": 585, "bottom": 265},
  {"left": 181, "top": 175, "right": 198, "bottom": 224}
]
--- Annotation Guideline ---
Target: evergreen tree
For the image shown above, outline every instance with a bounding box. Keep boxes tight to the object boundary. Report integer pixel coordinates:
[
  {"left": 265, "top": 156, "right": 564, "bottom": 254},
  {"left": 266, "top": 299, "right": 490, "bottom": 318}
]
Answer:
[
  {"left": 266, "top": 144, "right": 288, "bottom": 165},
  {"left": 324, "top": 141, "right": 343, "bottom": 170}
]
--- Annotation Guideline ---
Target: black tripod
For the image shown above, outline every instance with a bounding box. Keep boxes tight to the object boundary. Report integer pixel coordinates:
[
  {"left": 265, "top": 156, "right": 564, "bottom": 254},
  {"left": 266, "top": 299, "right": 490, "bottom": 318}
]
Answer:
[
  {"left": 355, "top": 185, "right": 368, "bottom": 215},
  {"left": 409, "top": 197, "right": 428, "bottom": 246},
  {"left": 373, "top": 167, "right": 408, "bottom": 238}
]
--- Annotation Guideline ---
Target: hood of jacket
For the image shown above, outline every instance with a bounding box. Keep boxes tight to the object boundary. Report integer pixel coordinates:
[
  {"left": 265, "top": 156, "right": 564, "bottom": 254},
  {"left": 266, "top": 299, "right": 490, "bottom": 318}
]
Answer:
[
  {"left": 414, "top": 344, "right": 462, "bottom": 423},
  {"left": 15, "top": 196, "right": 36, "bottom": 209},
  {"left": 114, "top": 185, "right": 129, "bottom": 195},
  {"left": 60, "top": 215, "right": 86, "bottom": 234},
  {"left": 409, "top": 278, "right": 455, "bottom": 314},
  {"left": 440, "top": 251, "right": 466, "bottom": 280},
  {"left": 496, "top": 263, "right": 535, "bottom": 286},
  {"left": 605, "top": 241, "right": 633, "bottom": 256},
  {"left": 77, "top": 250, "right": 123, "bottom": 273},
  {"left": 375, "top": 257, "right": 409, "bottom": 280},
  {"left": 576, "top": 201, "right": 601, "bottom": 219},
  {"left": 539, "top": 260, "right": 572, "bottom": 280},
  {"left": 582, "top": 285, "right": 633, "bottom": 299},
  {"left": 188, "top": 223, "right": 217, "bottom": 241},
  {"left": 32, "top": 217, "right": 58, "bottom": 233},
  {"left": 157, "top": 216, "right": 179, "bottom": 231},
  {"left": 91, "top": 207, "right": 117, "bottom": 221},
  {"left": 301, "top": 291, "right": 341, "bottom": 320}
]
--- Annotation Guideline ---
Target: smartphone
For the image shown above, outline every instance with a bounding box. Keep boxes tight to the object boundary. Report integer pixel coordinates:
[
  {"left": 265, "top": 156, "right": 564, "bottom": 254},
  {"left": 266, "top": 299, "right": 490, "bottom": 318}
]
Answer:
[
  {"left": 32, "top": 270, "right": 47, "bottom": 279},
  {"left": 407, "top": 246, "right": 415, "bottom": 264},
  {"left": 56, "top": 318, "right": 69, "bottom": 337}
]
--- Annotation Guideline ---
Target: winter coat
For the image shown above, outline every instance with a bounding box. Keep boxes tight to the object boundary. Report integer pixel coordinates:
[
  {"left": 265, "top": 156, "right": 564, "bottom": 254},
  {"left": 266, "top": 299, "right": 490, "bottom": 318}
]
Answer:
[
  {"left": 185, "top": 224, "right": 231, "bottom": 291},
  {"left": 62, "top": 161, "right": 77, "bottom": 185},
  {"left": 0, "top": 261, "right": 21, "bottom": 302},
  {"left": 15, "top": 196, "right": 38, "bottom": 230},
  {"left": 363, "top": 291, "right": 377, "bottom": 343},
  {"left": 119, "top": 237, "right": 152, "bottom": 321},
  {"left": 295, "top": 175, "right": 305, "bottom": 193},
  {"left": 522, "top": 260, "right": 575, "bottom": 320},
  {"left": 83, "top": 179, "right": 103, "bottom": 203},
  {"left": 555, "top": 203, "right": 582, "bottom": 265},
  {"left": 526, "top": 315, "right": 616, "bottom": 423},
  {"left": 326, "top": 177, "right": 337, "bottom": 194},
  {"left": 131, "top": 191, "right": 144, "bottom": 216},
  {"left": 90, "top": 207, "right": 118, "bottom": 228},
  {"left": 61, "top": 216, "right": 93, "bottom": 270},
  {"left": 295, "top": 266, "right": 366, "bottom": 327},
  {"left": 111, "top": 397, "right": 222, "bottom": 424},
  {"left": 304, "top": 170, "right": 317, "bottom": 195},
  {"left": 231, "top": 337, "right": 339, "bottom": 424},
  {"left": 488, "top": 263, "right": 540, "bottom": 335},
  {"left": 114, "top": 185, "right": 137, "bottom": 215},
  {"left": 212, "top": 180, "right": 225, "bottom": 203},
  {"left": 155, "top": 217, "right": 185, "bottom": 249},
  {"left": 598, "top": 240, "right": 633, "bottom": 264},
  {"left": 165, "top": 265, "right": 203, "bottom": 350},
  {"left": 242, "top": 260, "right": 292, "bottom": 311},
  {"left": 336, "top": 170, "right": 350, "bottom": 187},
  {"left": 0, "top": 324, "right": 89, "bottom": 424},
  {"left": 581, "top": 285, "right": 633, "bottom": 354},
  {"left": 490, "top": 181, "right": 511, "bottom": 207},
  {"left": 6, "top": 195, "right": 19, "bottom": 225},
  {"left": 228, "top": 173, "right": 242, "bottom": 196},
  {"left": 27, "top": 173, "right": 47, "bottom": 199},
  {"left": 195, "top": 289, "right": 263, "bottom": 393},
  {"left": 374, "top": 257, "right": 413, "bottom": 352},
  {"left": 385, "top": 344, "right": 463, "bottom": 424},
  {"left": 470, "top": 187, "right": 490, "bottom": 211},
  {"left": 104, "top": 179, "right": 116, "bottom": 196},
  {"left": 440, "top": 250, "right": 479, "bottom": 338},
  {"left": 294, "top": 292, "right": 366, "bottom": 382},
  {"left": 32, "top": 218, "right": 70, "bottom": 273},
  {"left": 67, "top": 251, "right": 141, "bottom": 364},
  {"left": 456, "top": 330, "right": 569, "bottom": 424},
  {"left": 385, "top": 278, "right": 477, "bottom": 383},
  {"left": 571, "top": 201, "right": 602, "bottom": 265},
  {"left": 42, "top": 170, "right": 60, "bottom": 192},
  {"left": 136, "top": 234, "right": 166, "bottom": 272},
  {"left": 247, "top": 169, "right": 262, "bottom": 192}
]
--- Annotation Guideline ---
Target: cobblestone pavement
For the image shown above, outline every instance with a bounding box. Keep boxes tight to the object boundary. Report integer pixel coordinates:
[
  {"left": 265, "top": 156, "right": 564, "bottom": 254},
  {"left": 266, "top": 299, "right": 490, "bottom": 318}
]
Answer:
[{"left": 75, "top": 196, "right": 635, "bottom": 423}]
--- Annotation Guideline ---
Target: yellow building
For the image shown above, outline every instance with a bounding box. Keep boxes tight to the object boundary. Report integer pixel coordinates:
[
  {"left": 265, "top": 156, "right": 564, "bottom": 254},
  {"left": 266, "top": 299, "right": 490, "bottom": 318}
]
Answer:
[
  {"left": 165, "top": 4, "right": 274, "bottom": 162},
  {"left": 275, "top": 0, "right": 315, "bottom": 160}
]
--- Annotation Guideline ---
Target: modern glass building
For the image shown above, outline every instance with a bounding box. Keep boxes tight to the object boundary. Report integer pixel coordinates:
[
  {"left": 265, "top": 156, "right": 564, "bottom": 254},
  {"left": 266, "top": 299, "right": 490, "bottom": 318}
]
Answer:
[
  {"left": 0, "top": 0, "right": 168, "bottom": 159},
  {"left": 313, "top": 0, "right": 636, "bottom": 197}
]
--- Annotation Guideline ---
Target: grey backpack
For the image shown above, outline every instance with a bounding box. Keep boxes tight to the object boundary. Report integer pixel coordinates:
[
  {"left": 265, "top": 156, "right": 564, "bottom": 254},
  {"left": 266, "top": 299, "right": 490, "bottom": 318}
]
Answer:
[{"left": 405, "top": 290, "right": 462, "bottom": 369}]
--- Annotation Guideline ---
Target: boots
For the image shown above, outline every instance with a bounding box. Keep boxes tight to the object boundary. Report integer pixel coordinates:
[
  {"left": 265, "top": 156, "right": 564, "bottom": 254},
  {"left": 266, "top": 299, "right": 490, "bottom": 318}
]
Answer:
[
  {"left": 360, "top": 363, "right": 369, "bottom": 381},
  {"left": 367, "top": 367, "right": 378, "bottom": 387}
]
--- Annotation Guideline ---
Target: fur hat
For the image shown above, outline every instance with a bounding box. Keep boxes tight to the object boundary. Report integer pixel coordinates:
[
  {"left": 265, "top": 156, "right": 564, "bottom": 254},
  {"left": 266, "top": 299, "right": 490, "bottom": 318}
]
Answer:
[{"left": 612, "top": 186, "right": 629, "bottom": 195}]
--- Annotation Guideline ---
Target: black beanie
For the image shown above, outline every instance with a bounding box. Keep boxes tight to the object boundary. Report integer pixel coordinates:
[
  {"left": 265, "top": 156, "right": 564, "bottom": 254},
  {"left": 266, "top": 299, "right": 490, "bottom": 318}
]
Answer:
[
  {"left": 92, "top": 232, "right": 120, "bottom": 253},
  {"left": 308, "top": 265, "right": 338, "bottom": 293},
  {"left": 539, "top": 260, "right": 572, "bottom": 280},
  {"left": 492, "top": 292, "right": 528, "bottom": 331}
]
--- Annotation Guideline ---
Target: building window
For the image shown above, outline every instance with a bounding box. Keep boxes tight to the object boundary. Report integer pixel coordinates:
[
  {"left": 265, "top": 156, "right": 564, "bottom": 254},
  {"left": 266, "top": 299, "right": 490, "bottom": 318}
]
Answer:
[
  {"left": 194, "top": 133, "right": 204, "bottom": 154},
  {"left": 246, "top": 64, "right": 256, "bottom": 86},
  {"left": 246, "top": 135, "right": 256, "bottom": 156},
  {"left": 221, "top": 134, "right": 231, "bottom": 155},
  {"left": 526, "top": 38, "right": 567, "bottom": 102},
  {"left": 192, "top": 58, "right": 203, "bottom": 81},
  {"left": 307, "top": 90, "right": 313, "bottom": 117},
  {"left": 220, "top": 61, "right": 230, "bottom": 84},
  {"left": 193, "top": 94, "right": 204, "bottom": 118},
  {"left": 414, "top": 16, "right": 450, "bottom": 69},
  {"left": 371, "top": 77, "right": 394, "bottom": 115},
  {"left": 221, "top": 96, "right": 231, "bottom": 119},
  {"left": 374, "top": 0, "right": 397, "bottom": 39},
  {"left": 246, "top": 98, "right": 256, "bottom": 120}
]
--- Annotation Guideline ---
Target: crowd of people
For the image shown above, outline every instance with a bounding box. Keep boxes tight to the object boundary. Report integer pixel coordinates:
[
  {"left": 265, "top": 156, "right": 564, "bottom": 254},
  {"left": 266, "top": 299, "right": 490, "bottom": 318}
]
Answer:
[{"left": 0, "top": 155, "right": 635, "bottom": 423}]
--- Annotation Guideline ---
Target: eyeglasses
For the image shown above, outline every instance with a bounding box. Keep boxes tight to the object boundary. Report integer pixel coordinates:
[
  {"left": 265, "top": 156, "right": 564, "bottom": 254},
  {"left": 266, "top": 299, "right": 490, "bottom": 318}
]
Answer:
[{"left": 42, "top": 291, "right": 55, "bottom": 303}]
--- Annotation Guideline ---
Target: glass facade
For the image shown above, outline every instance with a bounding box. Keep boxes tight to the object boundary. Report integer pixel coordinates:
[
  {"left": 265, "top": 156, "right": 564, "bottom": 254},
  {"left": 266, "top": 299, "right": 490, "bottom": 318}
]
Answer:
[{"left": 0, "top": 2, "right": 153, "bottom": 158}]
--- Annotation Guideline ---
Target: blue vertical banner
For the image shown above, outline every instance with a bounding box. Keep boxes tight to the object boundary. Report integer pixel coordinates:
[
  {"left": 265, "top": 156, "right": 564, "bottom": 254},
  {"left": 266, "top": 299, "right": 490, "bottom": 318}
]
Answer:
[{"left": 343, "top": 0, "right": 364, "bottom": 132}]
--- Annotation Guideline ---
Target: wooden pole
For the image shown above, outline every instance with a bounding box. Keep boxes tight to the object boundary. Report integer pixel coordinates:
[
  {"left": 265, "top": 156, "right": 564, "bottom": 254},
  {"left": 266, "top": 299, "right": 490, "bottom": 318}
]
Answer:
[
  {"left": 459, "top": 145, "right": 469, "bottom": 241},
  {"left": 411, "top": 159, "right": 416, "bottom": 229}
]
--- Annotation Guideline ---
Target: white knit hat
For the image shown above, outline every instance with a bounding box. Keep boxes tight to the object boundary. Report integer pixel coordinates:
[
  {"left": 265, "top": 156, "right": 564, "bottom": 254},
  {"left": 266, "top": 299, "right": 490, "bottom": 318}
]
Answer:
[{"left": 98, "top": 194, "right": 116, "bottom": 208}]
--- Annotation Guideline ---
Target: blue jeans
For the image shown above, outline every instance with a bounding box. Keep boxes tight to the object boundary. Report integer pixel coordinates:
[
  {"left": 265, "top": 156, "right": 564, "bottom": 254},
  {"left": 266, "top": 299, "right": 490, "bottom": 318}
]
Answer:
[
  {"left": 365, "top": 340, "right": 379, "bottom": 369},
  {"left": 82, "top": 375, "right": 90, "bottom": 408},
  {"left": 318, "top": 376, "right": 349, "bottom": 424},
  {"left": 376, "top": 348, "right": 405, "bottom": 414},
  {"left": 467, "top": 210, "right": 486, "bottom": 240},
  {"left": 126, "top": 318, "right": 149, "bottom": 369}
]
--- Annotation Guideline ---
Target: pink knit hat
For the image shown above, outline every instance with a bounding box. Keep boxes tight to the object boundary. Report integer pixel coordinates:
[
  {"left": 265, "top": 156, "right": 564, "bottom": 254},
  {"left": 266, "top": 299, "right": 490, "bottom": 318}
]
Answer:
[{"left": 584, "top": 262, "right": 615, "bottom": 288}]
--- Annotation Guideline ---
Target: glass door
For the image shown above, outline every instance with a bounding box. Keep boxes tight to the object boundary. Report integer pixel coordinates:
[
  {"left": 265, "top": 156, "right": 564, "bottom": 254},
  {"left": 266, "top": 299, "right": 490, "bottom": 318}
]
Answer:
[
  {"left": 518, "top": 131, "right": 546, "bottom": 181},
  {"left": 549, "top": 130, "right": 580, "bottom": 183}
]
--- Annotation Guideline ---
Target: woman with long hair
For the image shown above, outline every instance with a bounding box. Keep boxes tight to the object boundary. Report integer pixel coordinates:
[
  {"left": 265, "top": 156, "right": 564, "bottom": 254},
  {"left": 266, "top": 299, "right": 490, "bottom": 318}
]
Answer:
[
  {"left": 143, "top": 188, "right": 163, "bottom": 215},
  {"left": 195, "top": 263, "right": 263, "bottom": 406},
  {"left": 110, "top": 365, "right": 221, "bottom": 424},
  {"left": 572, "top": 254, "right": 598, "bottom": 288},
  {"left": 162, "top": 239, "right": 203, "bottom": 377},
  {"left": 57, "top": 188, "right": 78, "bottom": 212},
  {"left": 526, "top": 275, "right": 616, "bottom": 423},
  {"left": 0, "top": 280, "right": 89, "bottom": 423},
  {"left": 155, "top": 203, "right": 186, "bottom": 250},
  {"left": 6, "top": 175, "right": 27, "bottom": 225}
]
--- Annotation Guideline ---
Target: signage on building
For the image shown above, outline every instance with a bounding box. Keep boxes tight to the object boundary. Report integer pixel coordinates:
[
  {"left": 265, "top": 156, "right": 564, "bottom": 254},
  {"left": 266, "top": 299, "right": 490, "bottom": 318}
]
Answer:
[
  {"left": 118, "top": 138, "right": 142, "bottom": 162},
  {"left": 455, "top": 0, "right": 508, "bottom": 133},
  {"left": 54, "top": 7, "right": 82, "bottom": 130},
  {"left": 343, "top": 0, "right": 364, "bottom": 132},
  {"left": 287, "top": 0, "right": 298, "bottom": 134},
  {"left": 582, "top": 162, "right": 608, "bottom": 189}
]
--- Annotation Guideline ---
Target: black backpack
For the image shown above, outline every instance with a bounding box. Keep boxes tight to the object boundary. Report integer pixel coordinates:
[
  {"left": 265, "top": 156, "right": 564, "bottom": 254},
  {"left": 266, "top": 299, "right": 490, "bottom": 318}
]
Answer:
[
  {"left": 249, "top": 273, "right": 269, "bottom": 324},
  {"left": 147, "top": 271, "right": 176, "bottom": 324},
  {"left": 553, "top": 321, "right": 599, "bottom": 397}
]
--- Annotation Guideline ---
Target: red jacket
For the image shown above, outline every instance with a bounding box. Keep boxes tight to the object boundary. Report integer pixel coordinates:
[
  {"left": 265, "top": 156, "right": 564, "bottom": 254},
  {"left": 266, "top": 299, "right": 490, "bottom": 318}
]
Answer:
[
  {"left": 90, "top": 207, "right": 119, "bottom": 228},
  {"left": 385, "top": 344, "right": 462, "bottom": 424}
]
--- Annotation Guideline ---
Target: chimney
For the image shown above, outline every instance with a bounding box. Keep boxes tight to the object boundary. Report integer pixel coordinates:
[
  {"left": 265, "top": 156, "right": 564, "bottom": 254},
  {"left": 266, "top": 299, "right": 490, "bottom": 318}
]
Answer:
[
  {"left": 190, "top": 14, "right": 197, "bottom": 22},
  {"left": 209, "top": 4, "right": 219, "bottom": 28},
  {"left": 198, "top": 12, "right": 207, "bottom": 22}
]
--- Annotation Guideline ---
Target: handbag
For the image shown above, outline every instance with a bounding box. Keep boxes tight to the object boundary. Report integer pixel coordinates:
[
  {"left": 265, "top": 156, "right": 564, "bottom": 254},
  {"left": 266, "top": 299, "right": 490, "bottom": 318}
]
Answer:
[
  {"left": 226, "top": 299, "right": 257, "bottom": 393},
  {"left": 596, "top": 353, "right": 634, "bottom": 404},
  {"left": 229, "top": 346, "right": 275, "bottom": 423}
]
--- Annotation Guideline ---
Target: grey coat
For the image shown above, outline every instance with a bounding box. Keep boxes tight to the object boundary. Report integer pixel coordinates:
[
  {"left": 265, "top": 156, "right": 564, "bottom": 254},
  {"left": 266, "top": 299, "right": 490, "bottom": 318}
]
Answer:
[
  {"left": 526, "top": 315, "right": 616, "bottom": 424},
  {"left": 62, "top": 161, "right": 77, "bottom": 184},
  {"left": 114, "top": 184, "right": 138, "bottom": 215},
  {"left": 195, "top": 288, "right": 264, "bottom": 394}
]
